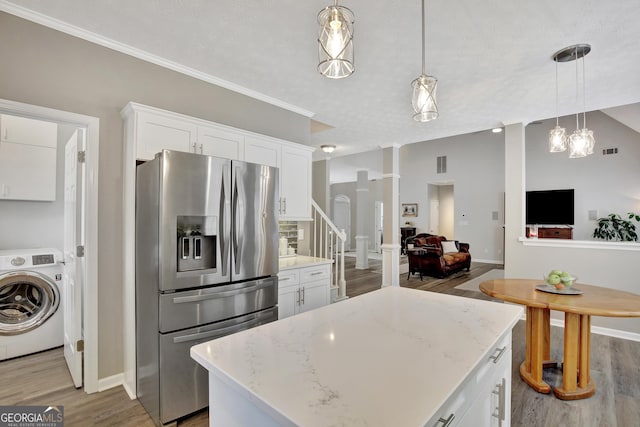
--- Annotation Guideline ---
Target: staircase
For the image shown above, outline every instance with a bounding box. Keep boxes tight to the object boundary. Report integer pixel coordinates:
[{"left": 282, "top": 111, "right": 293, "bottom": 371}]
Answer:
[{"left": 310, "top": 200, "right": 347, "bottom": 302}]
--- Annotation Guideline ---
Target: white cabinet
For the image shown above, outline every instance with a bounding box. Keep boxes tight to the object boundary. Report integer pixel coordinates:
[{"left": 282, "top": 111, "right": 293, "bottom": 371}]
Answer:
[
  {"left": 278, "top": 264, "right": 330, "bottom": 319},
  {"left": 427, "top": 332, "right": 512, "bottom": 427},
  {"left": 245, "top": 136, "right": 312, "bottom": 220},
  {"left": 0, "top": 114, "right": 57, "bottom": 201},
  {"left": 197, "top": 125, "right": 244, "bottom": 160},
  {"left": 135, "top": 111, "right": 197, "bottom": 160}
]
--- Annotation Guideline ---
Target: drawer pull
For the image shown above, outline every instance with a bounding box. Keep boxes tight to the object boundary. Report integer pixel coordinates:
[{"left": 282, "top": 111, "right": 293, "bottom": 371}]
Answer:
[
  {"left": 489, "top": 346, "right": 507, "bottom": 364},
  {"left": 310, "top": 271, "right": 323, "bottom": 276},
  {"left": 280, "top": 277, "right": 291, "bottom": 281},
  {"left": 435, "top": 413, "right": 455, "bottom": 427},
  {"left": 492, "top": 378, "right": 506, "bottom": 426}
]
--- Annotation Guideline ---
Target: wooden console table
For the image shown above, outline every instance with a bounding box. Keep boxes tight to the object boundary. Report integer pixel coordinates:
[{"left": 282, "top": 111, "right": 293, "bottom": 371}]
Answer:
[{"left": 480, "top": 279, "right": 640, "bottom": 400}]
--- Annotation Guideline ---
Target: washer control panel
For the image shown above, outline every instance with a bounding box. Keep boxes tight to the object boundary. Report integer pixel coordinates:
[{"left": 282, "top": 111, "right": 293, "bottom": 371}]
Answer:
[{"left": 32, "top": 254, "right": 55, "bottom": 265}]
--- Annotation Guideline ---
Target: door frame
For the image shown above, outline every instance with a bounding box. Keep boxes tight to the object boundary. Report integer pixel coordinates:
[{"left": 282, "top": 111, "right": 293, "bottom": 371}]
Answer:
[{"left": 0, "top": 98, "right": 100, "bottom": 394}]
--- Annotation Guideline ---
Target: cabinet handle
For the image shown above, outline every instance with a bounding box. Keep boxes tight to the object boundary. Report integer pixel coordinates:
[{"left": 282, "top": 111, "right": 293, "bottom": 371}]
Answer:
[
  {"left": 492, "top": 378, "right": 506, "bottom": 426},
  {"left": 199, "top": 143, "right": 203, "bottom": 154},
  {"left": 435, "top": 414, "right": 455, "bottom": 427},
  {"left": 301, "top": 287, "right": 305, "bottom": 305},
  {"left": 192, "top": 142, "right": 197, "bottom": 153},
  {"left": 489, "top": 346, "right": 507, "bottom": 364},
  {"left": 283, "top": 197, "right": 287, "bottom": 214},
  {"left": 280, "top": 277, "right": 290, "bottom": 281},
  {"left": 296, "top": 288, "right": 300, "bottom": 306},
  {"left": 310, "top": 271, "right": 323, "bottom": 276}
]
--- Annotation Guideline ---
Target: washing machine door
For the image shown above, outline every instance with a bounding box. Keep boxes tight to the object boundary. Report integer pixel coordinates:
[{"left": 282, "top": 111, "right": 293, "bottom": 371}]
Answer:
[{"left": 0, "top": 270, "right": 60, "bottom": 335}]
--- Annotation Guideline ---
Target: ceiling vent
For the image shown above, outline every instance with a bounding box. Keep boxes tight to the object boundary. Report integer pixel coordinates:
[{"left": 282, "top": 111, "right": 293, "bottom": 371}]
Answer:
[
  {"left": 602, "top": 148, "right": 618, "bottom": 155},
  {"left": 436, "top": 155, "right": 447, "bottom": 174}
]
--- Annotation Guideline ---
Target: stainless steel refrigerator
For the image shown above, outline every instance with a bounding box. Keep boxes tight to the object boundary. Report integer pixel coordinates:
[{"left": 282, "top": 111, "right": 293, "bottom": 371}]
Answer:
[{"left": 135, "top": 150, "right": 279, "bottom": 426}]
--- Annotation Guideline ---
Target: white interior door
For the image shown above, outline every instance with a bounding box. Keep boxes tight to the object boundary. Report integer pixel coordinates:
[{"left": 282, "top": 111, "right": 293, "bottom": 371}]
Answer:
[
  {"left": 429, "top": 199, "right": 440, "bottom": 234},
  {"left": 63, "top": 128, "right": 85, "bottom": 388}
]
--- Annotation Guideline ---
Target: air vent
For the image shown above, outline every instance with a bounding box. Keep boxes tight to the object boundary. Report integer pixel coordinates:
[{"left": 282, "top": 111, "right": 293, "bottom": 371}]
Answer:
[
  {"left": 437, "top": 156, "right": 447, "bottom": 174},
  {"left": 602, "top": 148, "right": 618, "bottom": 155}
]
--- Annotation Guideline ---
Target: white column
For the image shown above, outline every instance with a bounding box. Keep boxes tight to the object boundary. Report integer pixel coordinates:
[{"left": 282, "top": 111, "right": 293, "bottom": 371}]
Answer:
[
  {"left": 355, "top": 170, "right": 369, "bottom": 269},
  {"left": 381, "top": 145, "right": 401, "bottom": 287},
  {"left": 503, "top": 123, "right": 525, "bottom": 277}
]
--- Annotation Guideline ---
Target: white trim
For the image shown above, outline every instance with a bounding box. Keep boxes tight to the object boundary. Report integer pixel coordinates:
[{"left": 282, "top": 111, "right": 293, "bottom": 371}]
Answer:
[
  {"left": 0, "top": 98, "right": 100, "bottom": 394},
  {"left": 519, "top": 237, "right": 640, "bottom": 251},
  {"left": 0, "top": 1, "right": 315, "bottom": 119},
  {"left": 548, "top": 318, "right": 640, "bottom": 342},
  {"left": 382, "top": 173, "right": 401, "bottom": 179},
  {"left": 98, "top": 372, "right": 124, "bottom": 392},
  {"left": 473, "top": 258, "right": 503, "bottom": 264},
  {"left": 122, "top": 380, "right": 137, "bottom": 400}
]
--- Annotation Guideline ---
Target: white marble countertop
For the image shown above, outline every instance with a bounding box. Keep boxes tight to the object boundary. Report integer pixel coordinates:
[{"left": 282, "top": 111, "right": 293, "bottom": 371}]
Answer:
[
  {"left": 191, "top": 287, "right": 523, "bottom": 426},
  {"left": 278, "top": 255, "right": 332, "bottom": 271}
]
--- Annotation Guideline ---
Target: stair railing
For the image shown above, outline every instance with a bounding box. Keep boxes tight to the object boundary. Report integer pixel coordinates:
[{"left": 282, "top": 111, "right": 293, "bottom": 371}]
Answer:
[{"left": 311, "top": 199, "right": 347, "bottom": 301}]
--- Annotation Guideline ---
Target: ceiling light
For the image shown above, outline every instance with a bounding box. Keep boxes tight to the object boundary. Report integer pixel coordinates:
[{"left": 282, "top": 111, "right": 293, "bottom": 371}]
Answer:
[
  {"left": 548, "top": 53, "right": 567, "bottom": 152},
  {"left": 321, "top": 144, "right": 336, "bottom": 153},
  {"left": 317, "top": 0, "right": 354, "bottom": 79},
  {"left": 492, "top": 128, "right": 503, "bottom": 133},
  {"left": 551, "top": 44, "right": 595, "bottom": 158},
  {"left": 411, "top": 0, "right": 438, "bottom": 122}
]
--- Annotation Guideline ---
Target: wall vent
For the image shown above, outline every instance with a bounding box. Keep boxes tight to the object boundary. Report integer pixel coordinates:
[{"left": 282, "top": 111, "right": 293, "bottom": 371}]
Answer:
[
  {"left": 437, "top": 156, "right": 447, "bottom": 174},
  {"left": 602, "top": 148, "right": 618, "bottom": 155}
]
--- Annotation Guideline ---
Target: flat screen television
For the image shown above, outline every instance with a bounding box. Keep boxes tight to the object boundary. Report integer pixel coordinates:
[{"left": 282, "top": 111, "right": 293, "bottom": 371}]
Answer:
[{"left": 526, "top": 189, "right": 574, "bottom": 225}]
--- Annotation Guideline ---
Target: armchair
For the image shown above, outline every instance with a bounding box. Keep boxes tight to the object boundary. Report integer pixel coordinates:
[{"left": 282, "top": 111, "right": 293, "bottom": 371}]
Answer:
[{"left": 406, "top": 233, "right": 471, "bottom": 279}]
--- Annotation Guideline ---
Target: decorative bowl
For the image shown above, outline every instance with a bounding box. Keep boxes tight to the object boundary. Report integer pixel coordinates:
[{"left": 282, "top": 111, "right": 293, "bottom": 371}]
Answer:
[{"left": 544, "top": 274, "right": 576, "bottom": 290}]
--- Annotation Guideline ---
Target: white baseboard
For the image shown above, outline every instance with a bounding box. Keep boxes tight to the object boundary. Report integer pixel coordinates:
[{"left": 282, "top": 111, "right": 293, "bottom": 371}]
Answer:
[
  {"left": 473, "top": 258, "right": 503, "bottom": 265},
  {"left": 518, "top": 312, "right": 640, "bottom": 342},
  {"left": 122, "top": 381, "right": 137, "bottom": 400},
  {"left": 98, "top": 372, "right": 124, "bottom": 392}
]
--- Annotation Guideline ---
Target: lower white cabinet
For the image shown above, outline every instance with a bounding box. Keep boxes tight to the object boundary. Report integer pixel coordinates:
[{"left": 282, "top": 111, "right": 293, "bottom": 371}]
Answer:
[
  {"left": 427, "top": 331, "right": 512, "bottom": 427},
  {"left": 278, "top": 264, "right": 330, "bottom": 319}
]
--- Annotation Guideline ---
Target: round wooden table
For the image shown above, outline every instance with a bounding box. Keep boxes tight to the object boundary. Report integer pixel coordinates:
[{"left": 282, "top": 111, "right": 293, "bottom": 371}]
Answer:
[{"left": 480, "top": 279, "right": 640, "bottom": 400}]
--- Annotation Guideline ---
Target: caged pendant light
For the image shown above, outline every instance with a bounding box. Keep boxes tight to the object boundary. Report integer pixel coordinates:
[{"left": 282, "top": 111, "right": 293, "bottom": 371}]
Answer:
[
  {"left": 317, "top": 0, "right": 355, "bottom": 79},
  {"left": 411, "top": 0, "right": 438, "bottom": 122},
  {"left": 551, "top": 44, "right": 595, "bottom": 158}
]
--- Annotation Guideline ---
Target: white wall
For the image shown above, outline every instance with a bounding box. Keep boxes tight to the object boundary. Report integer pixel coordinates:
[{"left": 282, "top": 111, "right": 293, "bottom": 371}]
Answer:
[
  {"left": 439, "top": 185, "right": 455, "bottom": 239},
  {"left": 526, "top": 111, "right": 640, "bottom": 239},
  {"left": 400, "top": 130, "right": 505, "bottom": 263},
  {"left": 0, "top": 123, "right": 77, "bottom": 251}
]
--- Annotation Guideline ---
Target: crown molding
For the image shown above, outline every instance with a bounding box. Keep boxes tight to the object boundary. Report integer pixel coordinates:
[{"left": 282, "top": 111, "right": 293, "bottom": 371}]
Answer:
[{"left": 0, "top": 1, "right": 315, "bottom": 118}]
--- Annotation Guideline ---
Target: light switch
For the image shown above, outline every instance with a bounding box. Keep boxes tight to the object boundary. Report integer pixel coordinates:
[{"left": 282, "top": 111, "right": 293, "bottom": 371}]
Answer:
[{"left": 588, "top": 210, "right": 598, "bottom": 220}]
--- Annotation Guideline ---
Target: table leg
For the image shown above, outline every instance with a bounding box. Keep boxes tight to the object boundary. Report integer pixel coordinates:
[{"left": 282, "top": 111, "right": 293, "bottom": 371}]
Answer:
[
  {"left": 519, "top": 306, "right": 551, "bottom": 393},
  {"left": 554, "top": 313, "right": 595, "bottom": 400}
]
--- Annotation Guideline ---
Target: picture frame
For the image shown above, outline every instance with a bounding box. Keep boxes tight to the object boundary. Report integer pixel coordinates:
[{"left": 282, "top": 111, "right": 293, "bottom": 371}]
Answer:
[{"left": 402, "top": 203, "right": 418, "bottom": 217}]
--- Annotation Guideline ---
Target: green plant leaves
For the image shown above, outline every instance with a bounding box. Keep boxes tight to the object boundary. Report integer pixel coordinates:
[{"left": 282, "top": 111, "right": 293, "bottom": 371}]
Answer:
[{"left": 593, "top": 212, "right": 639, "bottom": 241}]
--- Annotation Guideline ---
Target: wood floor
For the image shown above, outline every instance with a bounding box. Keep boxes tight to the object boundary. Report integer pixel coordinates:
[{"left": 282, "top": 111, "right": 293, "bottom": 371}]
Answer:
[{"left": 1, "top": 259, "right": 638, "bottom": 426}]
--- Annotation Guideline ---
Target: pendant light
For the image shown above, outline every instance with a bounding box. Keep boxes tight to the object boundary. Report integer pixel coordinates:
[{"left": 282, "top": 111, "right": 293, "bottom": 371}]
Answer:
[
  {"left": 411, "top": 0, "right": 439, "bottom": 122},
  {"left": 551, "top": 44, "right": 594, "bottom": 158},
  {"left": 317, "top": 0, "right": 354, "bottom": 79},
  {"left": 548, "top": 55, "right": 567, "bottom": 152}
]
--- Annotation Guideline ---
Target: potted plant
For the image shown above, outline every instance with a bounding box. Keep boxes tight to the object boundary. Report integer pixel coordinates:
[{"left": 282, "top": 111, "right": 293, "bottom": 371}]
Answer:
[{"left": 592, "top": 212, "right": 640, "bottom": 241}]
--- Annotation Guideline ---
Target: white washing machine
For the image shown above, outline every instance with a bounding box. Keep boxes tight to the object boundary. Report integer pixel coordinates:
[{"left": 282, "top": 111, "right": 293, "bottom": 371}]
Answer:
[{"left": 0, "top": 248, "right": 64, "bottom": 361}]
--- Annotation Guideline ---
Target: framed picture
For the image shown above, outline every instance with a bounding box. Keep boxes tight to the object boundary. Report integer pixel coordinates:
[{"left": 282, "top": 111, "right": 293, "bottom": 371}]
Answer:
[{"left": 402, "top": 203, "right": 418, "bottom": 217}]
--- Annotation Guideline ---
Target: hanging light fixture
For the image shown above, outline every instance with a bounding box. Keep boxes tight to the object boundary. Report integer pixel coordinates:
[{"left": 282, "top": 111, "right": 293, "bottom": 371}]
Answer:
[
  {"left": 551, "top": 44, "right": 594, "bottom": 158},
  {"left": 411, "top": 0, "right": 438, "bottom": 122},
  {"left": 317, "top": 0, "right": 354, "bottom": 79},
  {"left": 548, "top": 53, "right": 567, "bottom": 152}
]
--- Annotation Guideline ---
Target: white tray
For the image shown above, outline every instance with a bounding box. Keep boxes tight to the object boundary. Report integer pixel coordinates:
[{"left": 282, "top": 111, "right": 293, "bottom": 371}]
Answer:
[{"left": 535, "top": 284, "right": 583, "bottom": 295}]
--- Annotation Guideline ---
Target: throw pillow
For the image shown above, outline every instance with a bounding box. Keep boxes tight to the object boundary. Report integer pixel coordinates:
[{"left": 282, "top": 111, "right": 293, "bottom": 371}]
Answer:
[{"left": 441, "top": 240, "right": 459, "bottom": 253}]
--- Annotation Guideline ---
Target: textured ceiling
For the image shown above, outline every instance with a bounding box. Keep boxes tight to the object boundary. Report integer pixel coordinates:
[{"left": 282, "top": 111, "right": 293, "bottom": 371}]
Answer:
[{"left": 3, "top": 0, "right": 640, "bottom": 163}]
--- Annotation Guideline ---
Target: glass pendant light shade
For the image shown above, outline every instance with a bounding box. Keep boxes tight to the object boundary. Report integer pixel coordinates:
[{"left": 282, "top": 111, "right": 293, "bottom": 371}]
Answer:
[
  {"left": 317, "top": 1, "right": 354, "bottom": 79},
  {"left": 568, "top": 128, "right": 589, "bottom": 158},
  {"left": 411, "top": 74, "right": 439, "bottom": 122},
  {"left": 548, "top": 125, "right": 567, "bottom": 152}
]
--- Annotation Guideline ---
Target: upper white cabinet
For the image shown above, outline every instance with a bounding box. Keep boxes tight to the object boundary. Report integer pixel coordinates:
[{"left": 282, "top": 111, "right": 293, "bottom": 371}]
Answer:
[
  {"left": 0, "top": 114, "right": 57, "bottom": 201},
  {"left": 122, "top": 102, "right": 313, "bottom": 220}
]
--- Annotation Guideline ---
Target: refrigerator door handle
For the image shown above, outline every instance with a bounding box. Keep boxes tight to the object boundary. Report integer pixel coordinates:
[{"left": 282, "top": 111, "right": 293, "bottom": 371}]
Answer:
[
  {"left": 219, "top": 167, "right": 229, "bottom": 277},
  {"left": 172, "top": 314, "right": 267, "bottom": 344},
  {"left": 232, "top": 166, "right": 244, "bottom": 276},
  {"left": 172, "top": 280, "right": 273, "bottom": 304}
]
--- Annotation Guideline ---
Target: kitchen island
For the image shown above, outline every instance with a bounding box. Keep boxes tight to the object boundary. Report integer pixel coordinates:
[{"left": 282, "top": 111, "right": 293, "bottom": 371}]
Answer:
[{"left": 191, "top": 287, "right": 523, "bottom": 426}]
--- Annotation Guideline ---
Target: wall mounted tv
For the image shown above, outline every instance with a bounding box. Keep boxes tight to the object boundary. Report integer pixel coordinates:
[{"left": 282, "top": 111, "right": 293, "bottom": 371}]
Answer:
[{"left": 526, "top": 189, "right": 575, "bottom": 225}]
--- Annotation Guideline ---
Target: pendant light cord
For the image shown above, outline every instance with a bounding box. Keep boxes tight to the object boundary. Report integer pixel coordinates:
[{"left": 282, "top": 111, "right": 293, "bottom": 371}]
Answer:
[
  {"left": 421, "top": 0, "right": 425, "bottom": 75},
  {"left": 582, "top": 49, "right": 587, "bottom": 129},
  {"left": 555, "top": 57, "right": 559, "bottom": 126},
  {"left": 575, "top": 46, "right": 579, "bottom": 130}
]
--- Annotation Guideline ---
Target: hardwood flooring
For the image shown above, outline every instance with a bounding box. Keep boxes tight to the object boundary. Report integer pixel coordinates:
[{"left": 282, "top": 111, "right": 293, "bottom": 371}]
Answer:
[{"left": 1, "top": 259, "right": 638, "bottom": 426}]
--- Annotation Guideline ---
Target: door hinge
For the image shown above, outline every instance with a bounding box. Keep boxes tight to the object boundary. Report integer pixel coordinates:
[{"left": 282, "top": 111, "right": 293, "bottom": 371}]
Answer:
[
  {"left": 77, "top": 150, "right": 86, "bottom": 163},
  {"left": 76, "top": 245, "right": 85, "bottom": 257},
  {"left": 76, "top": 339, "right": 85, "bottom": 352}
]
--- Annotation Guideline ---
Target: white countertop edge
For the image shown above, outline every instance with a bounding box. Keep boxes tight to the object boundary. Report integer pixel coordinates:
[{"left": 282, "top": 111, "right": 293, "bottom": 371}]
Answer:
[
  {"left": 519, "top": 236, "right": 640, "bottom": 251},
  {"left": 278, "top": 255, "right": 333, "bottom": 271}
]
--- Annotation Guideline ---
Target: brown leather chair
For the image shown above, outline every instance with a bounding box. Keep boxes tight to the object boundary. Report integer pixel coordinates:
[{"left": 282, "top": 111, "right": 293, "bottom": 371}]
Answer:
[{"left": 406, "top": 233, "right": 471, "bottom": 279}]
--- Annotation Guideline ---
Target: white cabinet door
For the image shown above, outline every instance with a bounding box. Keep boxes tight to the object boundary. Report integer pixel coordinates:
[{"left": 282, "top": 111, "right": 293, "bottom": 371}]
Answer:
[
  {"left": 0, "top": 114, "right": 57, "bottom": 201},
  {"left": 280, "top": 145, "right": 311, "bottom": 219},
  {"left": 298, "top": 281, "right": 328, "bottom": 314},
  {"left": 135, "top": 112, "right": 196, "bottom": 160},
  {"left": 278, "top": 285, "right": 299, "bottom": 319},
  {"left": 197, "top": 125, "right": 244, "bottom": 160},
  {"left": 1, "top": 114, "right": 57, "bottom": 148},
  {"left": 244, "top": 136, "right": 281, "bottom": 168}
]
